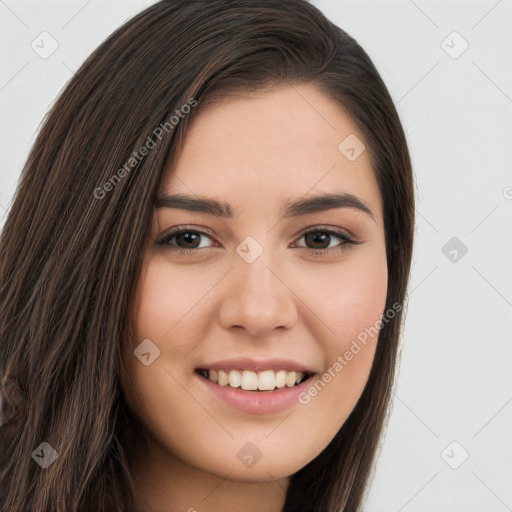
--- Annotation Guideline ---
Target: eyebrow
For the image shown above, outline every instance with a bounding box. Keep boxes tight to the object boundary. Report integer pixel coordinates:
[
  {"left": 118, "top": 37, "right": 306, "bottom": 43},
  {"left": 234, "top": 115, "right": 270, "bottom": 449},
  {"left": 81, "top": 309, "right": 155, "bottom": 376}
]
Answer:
[{"left": 155, "top": 192, "right": 375, "bottom": 221}]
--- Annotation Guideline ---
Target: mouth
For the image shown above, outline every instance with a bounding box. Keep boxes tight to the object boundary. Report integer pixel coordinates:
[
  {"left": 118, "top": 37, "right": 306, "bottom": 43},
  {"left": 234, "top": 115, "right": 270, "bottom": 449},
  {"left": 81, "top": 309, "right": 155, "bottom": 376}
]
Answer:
[{"left": 195, "top": 368, "right": 314, "bottom": 392}]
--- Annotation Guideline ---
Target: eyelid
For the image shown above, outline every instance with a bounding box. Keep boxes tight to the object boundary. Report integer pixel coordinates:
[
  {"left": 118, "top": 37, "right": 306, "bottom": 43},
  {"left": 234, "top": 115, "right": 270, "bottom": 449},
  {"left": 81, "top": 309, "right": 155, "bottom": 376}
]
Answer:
[
  {"left": 156, "top": 225, "right": 218, "bottom": 251},
  {"left": 290, "top": 224, "right": 356, "bottom": 243},
  {"left": 292, "top": 227, "right": 356, "bottom": 247},
  {"left": 156, "top": 225, "right": 360, "bottom": 253}
]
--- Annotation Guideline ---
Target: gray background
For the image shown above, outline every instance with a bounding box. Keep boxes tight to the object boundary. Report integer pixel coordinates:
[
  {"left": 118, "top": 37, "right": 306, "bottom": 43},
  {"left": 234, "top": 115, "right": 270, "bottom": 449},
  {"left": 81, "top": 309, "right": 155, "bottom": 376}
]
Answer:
[{"left": 0, "top": 1, "right": 511, "bottom": 510}]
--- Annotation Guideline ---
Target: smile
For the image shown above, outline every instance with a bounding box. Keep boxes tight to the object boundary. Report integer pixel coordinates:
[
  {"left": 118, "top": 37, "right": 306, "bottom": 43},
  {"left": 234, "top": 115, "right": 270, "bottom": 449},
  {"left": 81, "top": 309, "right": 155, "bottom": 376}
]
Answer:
[{"left": 196, "top": 368, "right": 312, "bottom": 392}]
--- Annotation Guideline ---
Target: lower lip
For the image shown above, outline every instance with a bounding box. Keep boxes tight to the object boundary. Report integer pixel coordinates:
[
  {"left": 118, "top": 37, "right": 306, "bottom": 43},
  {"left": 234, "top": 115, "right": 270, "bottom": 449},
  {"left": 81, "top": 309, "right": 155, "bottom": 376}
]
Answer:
[{"left": 197, "top": 373, "right": 315, "bottom": 415}]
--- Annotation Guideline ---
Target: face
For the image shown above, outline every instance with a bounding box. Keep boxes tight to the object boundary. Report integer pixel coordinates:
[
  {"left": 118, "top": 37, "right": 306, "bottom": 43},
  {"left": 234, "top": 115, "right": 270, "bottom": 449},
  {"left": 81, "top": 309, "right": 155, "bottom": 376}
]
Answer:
[{"left": 121, "top": 83, "right": 388, "bottom": 483}]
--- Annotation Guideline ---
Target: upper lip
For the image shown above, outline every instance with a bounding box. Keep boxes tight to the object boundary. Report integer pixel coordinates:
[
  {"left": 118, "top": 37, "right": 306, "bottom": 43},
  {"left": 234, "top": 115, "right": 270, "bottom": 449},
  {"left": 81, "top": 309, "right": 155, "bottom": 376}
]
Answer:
[{"left": 196, "top": 357, "right": 317, "bottom": 374}]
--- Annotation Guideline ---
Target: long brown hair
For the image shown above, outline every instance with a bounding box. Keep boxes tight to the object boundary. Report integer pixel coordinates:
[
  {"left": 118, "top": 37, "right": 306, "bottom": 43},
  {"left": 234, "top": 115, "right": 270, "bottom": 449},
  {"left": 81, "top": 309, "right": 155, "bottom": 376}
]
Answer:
[{"left": 0, "top": 1, "right": 415, "bottom": 510}]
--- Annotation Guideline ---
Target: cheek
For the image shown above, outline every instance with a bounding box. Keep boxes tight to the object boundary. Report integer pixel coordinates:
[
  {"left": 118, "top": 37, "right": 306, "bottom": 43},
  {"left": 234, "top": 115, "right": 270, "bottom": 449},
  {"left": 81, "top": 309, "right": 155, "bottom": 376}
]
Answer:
[
  {"left": 304, "top": 245, "right": 388, "bottom": 347},
  {"left": 131, "top": 259, "right": 214, "bottom": 349},
  {"left": 133, "top": 261, "right": 189, "bottom": 337},
  {"left": 296, "top": 247, "right": 388, "bottom": 427}
]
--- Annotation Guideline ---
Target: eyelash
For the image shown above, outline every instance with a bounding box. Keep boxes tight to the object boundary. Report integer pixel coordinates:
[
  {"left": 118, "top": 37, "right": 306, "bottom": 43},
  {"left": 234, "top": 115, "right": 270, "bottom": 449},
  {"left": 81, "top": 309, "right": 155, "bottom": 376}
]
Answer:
[{"left": 156, "top": 226, "right": 360, "bottom": 256}]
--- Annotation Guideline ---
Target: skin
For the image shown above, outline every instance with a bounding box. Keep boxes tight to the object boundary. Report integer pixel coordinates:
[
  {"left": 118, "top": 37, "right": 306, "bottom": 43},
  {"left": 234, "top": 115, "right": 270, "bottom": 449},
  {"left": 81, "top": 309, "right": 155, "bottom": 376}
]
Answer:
[{"left": 121, "top": 83, "right": 388, "bottom": 512}]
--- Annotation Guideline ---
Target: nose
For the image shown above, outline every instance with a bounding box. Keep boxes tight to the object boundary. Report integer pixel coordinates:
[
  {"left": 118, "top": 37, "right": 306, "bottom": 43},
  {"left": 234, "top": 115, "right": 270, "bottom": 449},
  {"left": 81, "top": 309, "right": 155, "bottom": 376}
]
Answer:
[{"left": 218, "top": 251, "right": 298, "bottom": 338}]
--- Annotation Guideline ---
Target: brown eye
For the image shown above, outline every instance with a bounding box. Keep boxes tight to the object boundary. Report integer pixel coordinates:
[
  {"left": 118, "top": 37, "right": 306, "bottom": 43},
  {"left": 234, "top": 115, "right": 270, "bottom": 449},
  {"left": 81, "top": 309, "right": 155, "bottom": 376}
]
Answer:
[
  {"left": 157, "top": 229, "right": 214, "bottom": 251},
  {"left": 174, "top": 232, "right": 202, "bottom": 249},
  {"left": 295, "top": 228, "right": 356, "bottom": 253},
  {"left": 304, "top": 231, "right": 333, "bottom": 250}
]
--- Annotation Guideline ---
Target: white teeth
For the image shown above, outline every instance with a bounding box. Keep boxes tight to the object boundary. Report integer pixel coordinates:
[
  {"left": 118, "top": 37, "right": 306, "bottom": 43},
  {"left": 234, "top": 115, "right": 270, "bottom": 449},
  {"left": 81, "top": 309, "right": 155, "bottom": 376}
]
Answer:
[
  {"left": 217, "top": 370, "right": 229, "bottom": 386},
  {"left": 241, "top": 370, "right": 258, "bottom": 390},
  {"left": 201, "top": 369, "right": 308, "bottom": 391},
  {"left": 285, "top": 371, "right": 297, "bottom": 387},
  {"left": 228, "top": 371, "right": 241, "bottom": 388},
  {"left": 257, "top": 370, "right": 275, "bottom": 391},
  {"left": 275, "top": 370, "right": 287, "bottom": 388}
]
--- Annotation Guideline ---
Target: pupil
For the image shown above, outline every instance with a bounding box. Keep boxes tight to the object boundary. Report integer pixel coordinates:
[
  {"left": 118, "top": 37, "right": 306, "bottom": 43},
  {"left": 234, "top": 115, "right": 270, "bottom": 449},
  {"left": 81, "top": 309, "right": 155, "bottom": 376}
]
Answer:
[
  {"left": 306, "top": 232, "right": 329, "bottom": 249},
  {"left": 178, "top": 232, "right": 200, "bottom": 248}
]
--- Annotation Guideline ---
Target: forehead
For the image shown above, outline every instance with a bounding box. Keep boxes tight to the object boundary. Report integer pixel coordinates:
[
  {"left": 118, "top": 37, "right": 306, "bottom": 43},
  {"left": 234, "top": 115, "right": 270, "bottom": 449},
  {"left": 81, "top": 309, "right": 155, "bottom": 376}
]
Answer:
[{"left": 160, "top": 83, "right": 382, "bottom": 219}]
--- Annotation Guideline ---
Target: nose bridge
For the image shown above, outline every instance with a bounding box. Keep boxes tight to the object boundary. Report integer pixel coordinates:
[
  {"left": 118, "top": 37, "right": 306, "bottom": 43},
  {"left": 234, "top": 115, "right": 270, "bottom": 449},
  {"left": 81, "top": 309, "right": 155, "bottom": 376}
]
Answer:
[
  {"left": 218, "top": 239, "right": 298, "bottom": 336},
  {"left": 239, "top": 250, "right": 279, "bottom": 299},
  {"left": 235, "top": 233, "right": 281, "bottom": 295}
]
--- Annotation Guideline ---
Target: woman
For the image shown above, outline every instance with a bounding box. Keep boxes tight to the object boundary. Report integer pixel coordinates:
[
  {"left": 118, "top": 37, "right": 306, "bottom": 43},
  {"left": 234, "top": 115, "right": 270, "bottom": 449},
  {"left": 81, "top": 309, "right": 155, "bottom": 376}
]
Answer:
[{"left": 0, "top": 1, "right": 415, "bottom": 510}]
